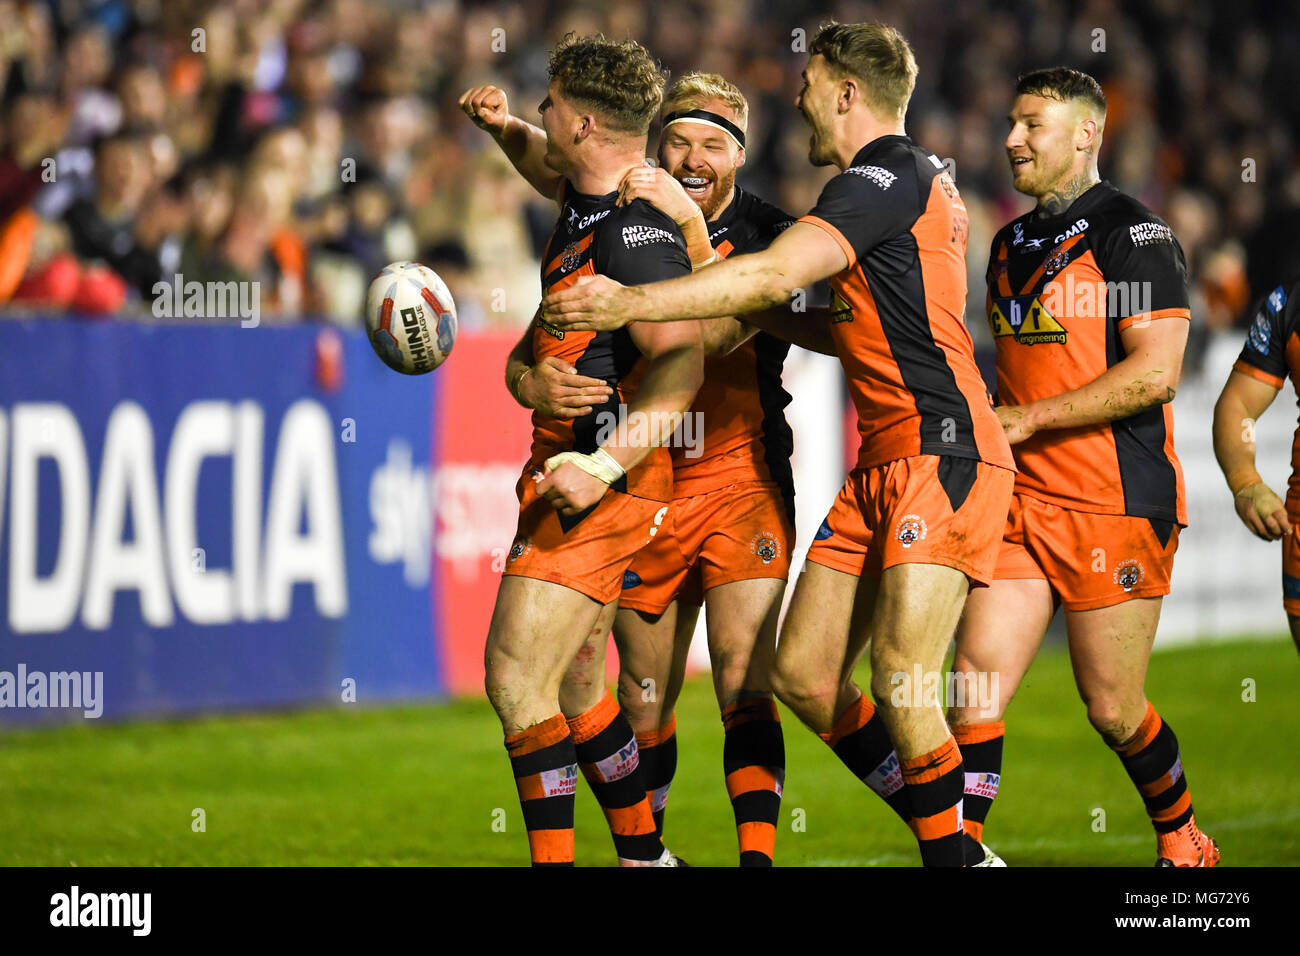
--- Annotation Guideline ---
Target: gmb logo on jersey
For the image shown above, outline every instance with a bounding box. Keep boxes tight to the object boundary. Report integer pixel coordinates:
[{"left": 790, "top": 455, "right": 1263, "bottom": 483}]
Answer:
[{"left": 989, "top": 294, "right": 1067, "bottom": 345}]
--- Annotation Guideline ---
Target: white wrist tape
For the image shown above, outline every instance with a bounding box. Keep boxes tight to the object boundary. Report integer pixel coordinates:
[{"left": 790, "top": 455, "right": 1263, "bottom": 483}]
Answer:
[{"left": 544, "top": 447, "right": 626, "bottom": 485}]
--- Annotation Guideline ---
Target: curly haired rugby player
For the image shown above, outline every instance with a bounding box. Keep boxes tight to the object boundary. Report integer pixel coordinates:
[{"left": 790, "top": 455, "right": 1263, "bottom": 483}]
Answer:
[{"left": 461, "top": 35, "right": 703, "bottom": 867}]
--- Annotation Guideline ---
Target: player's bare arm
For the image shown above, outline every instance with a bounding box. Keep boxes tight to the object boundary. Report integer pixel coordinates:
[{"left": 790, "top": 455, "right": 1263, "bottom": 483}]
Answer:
[
  {"left": 996, "top": 315, "right": 1188, "bottom": 444},
  {"left": 743, "top": 304, "right": 837, "bottom": 356},
  {"left": 459, "top": 84, "right": 564, "bottom": 202},
  {"left": 505, "top": 320, "right": 613, "bottom": 418},
  {"left": 1213, "top": 370, "right": 1291, "bottom": 540},
  {"left": 537, "top": 320, "right": 703, "bottom": 515},
  {"left": 541, "top": 221, "right": 848, "bottom": 331}
]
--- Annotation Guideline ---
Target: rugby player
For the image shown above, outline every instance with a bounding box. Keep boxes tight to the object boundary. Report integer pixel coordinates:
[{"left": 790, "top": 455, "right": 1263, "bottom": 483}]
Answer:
[
  {"left": 1212, "top": 273, "right": 1300, "bottom": 654},
  {"left": 544, "top": 22, "right": 1016, "bottom": 867},
  {"left": 946, "top": 68, "right": 1218, "bottom": 866},
  {"left": 556, "top": 73, "right": 831, "bottom": 867},
  {"left": 460, "top": 34, "right": 704, "bottom": 867}
]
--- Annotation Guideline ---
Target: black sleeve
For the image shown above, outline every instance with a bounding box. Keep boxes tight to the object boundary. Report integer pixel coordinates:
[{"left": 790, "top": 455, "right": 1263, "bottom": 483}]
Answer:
[
  {"left": 1095, "top": 217, "right": 1191, "bottom": 327},
  {"left": 1235, "top": 281, "right": 1296, "bottom": 385},
  {"left": 599, "top": 202, "right": 692, "bottom": 285},
  {"left": 801, "top": 163, "right": 918, "bottom": 260},
  {"left": 752, "top": 202, "right": 796, "bottom": 253}
]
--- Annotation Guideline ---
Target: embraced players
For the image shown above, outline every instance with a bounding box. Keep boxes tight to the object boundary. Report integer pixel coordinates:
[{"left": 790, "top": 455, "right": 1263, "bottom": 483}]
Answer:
[
  {"left": 462, "top": 35, "right": 704, "bottom": 867},
  {"left": 946, "top": 68, "right": 1218, "bottom": 866},
  {"left": 1212, "top": 272, "right": 1300, "bottom": 655},
  {"left": 559, "top": 74, "right": 818, "bottom": 867},
  {"left": 545, "top": 22, "right": 1015, "bottom": 867}
]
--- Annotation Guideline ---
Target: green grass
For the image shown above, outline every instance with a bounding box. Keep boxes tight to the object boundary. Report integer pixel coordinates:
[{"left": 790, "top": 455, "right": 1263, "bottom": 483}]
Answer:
[{"left": 0, "top": 637, "right": 1296, "bottom": 866}]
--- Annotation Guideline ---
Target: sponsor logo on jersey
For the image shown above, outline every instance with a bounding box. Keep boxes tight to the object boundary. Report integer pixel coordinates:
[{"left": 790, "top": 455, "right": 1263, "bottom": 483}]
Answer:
[
  {"left": 622, "top": 224, "right": 677, "bottom": 248},
  {"left": 595, "top": 737, "right": 640, "bottom": 782},
  {"left": 830, "top": 290, "right": 854, "bottom": 323},
  {"left": 896, "top": 514, "right": 927, "bottom": 548},
  {"left": 1012, "top": 222, "right": 1025, "bottom": 246},
  {"left": 1055, "top": 217, "right": 1089, "bottom": 243},
  {"left": 508, "top": 536, "right": 531, "bottom": 563},
  {"left": 1266, "top": 284, "right": 1288, "bottom": 315},
  {"left": 622, "top": 570, "right": 643, "bottom": 589},
  {"left": 1113, "top": 558, "right": 1145, "bottom": 592},
  {"left": 1021, "top": 236, "right": 1048, "bottom": 251},
  {"left": 564, "top": 206, "right": 611, "bottom": 233},
  {"left": 709, "top": 225, "right": 729, "bottom": 242},
  {"left": 751, "top": 532, "right": 782, "bottom": 565},
  {"left": 845, "top": 164, "right": 898, "bottom": 189},
  {"left": 1248, "top": 312, "right": 1271, "bottom": 355},
  {"left": 773, "top": 219, "right": 795, "bottom": 234},
  {"left": 1129, "top": 221, "right": 1173, "bottom": 247},
  {"left": 989, "top": 294, "right": 1067, "bottom": 345},
  {"left": 815, "top": 518, "right": 835, "bottom": 540}
]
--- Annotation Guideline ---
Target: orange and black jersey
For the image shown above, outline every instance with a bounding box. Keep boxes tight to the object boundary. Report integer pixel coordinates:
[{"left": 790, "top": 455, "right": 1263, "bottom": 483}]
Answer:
[
  {"left": 987, "top": 181, "right": 1189, "bottom": 524},
  {"left": 673, "top": 186, "right": 797, "bottom": 521},
  {"left": 797, "top": 135, "right": 1014, "bottom": 473},
  {"left": 530, "top": 180, "right": 693, "bottom": 502},
  {"left": 1231, "top": 275, "right": 1300, "bottom": 493}
]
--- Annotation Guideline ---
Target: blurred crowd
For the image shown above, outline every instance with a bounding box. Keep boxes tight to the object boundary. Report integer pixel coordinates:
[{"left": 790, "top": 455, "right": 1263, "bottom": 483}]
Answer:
[{"left": 0, "top": 0, "right": 1297, "bottom": 368}]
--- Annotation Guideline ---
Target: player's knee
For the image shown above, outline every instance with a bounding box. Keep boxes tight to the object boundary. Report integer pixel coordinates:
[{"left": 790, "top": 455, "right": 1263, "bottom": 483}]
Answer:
[
  {"left": 484, "top": 650, "right": 531, "bottom": 721},
  {"left": 1082, "top": 695, "right": 1128, "bottom": 743}
]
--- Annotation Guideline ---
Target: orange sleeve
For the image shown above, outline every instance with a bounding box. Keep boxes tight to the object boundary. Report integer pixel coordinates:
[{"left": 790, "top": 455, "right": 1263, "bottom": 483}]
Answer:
[
  {"left": 797, "top": 215, "right": 856, "bottom": 270},
  {"left": 1231, "top": 359, "right": 1285, "bottom": 390},
  {"left": 1116, "top": 306, "right": 1191, "bottom": 332},
  {"left": 0, "top": 207, "right": 39, "bottom": 304}
]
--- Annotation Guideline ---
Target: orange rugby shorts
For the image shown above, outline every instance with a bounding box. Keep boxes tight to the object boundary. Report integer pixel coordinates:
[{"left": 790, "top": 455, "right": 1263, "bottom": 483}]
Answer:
[
  {"left": 502, "top": 464, "right": 669, "bottom": 605},
  {"left": 806, "top": 454, "right": 1014, "bottom": 584},
  {"left": 619, "top": 480, "right": 794, "bottom": 614},
  {"left": 993, "top": 492, "right": 1180, "bottom": 611}
]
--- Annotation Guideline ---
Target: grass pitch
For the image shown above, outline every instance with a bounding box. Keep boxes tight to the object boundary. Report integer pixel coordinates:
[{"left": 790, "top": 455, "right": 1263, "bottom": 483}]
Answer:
[{"left": 0, "top": 637, "right": 1295, "bottom": 866}]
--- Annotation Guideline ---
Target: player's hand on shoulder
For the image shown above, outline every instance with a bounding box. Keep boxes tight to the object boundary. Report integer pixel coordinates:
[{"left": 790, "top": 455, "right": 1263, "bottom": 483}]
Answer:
[
  {"left": 618, "top": 165, "right": 699, "bottom": 226},
  {"left": 1233, "top": 482, "right": 1292, "bottom": 541},
  {"left": 521, "top": 356, "right": 613, "bottom": 419},
  {"left": 536, "top": 460, "right": 608, "bottom": 515},
  {"left": 543, "top": 274, "right": 634, "bottom": 332},
  {"left": 996, "top": 404, "right": 1038, "bottom": 445},
  {"left": 458, "top": 85, "right": 510, "bottom": 135}
]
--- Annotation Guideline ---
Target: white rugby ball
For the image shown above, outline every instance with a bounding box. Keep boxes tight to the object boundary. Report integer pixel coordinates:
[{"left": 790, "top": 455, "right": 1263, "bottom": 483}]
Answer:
[{"left": 364, "top": 261, "right": 458, "bottom": 374}]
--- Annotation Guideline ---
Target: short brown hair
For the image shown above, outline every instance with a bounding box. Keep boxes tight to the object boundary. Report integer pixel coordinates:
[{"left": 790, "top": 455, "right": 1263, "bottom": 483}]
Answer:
[
  {"left": 548, "top": 33, "right": 667, "bottom": 134},
  {"left": 662, "top": 72, "right": 749, "bottom": 132},
  {"left": 1015, "top": 67, "right": 1107, "bottom": 116},
  {"left": 810, "top": 21, "right": 917, "bottom": 121}
]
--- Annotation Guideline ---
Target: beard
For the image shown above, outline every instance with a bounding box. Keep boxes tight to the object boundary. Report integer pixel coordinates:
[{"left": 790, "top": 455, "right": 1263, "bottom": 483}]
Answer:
[
  {"left": 806, "top": 120, "right": 834, "bottom": 167},
  {"left": 697, "top": 166, "right": 738, "bottom": 220}
]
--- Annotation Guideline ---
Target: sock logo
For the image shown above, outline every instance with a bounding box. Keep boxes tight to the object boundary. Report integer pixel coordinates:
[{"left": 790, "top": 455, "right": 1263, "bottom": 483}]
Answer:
[
  {"left": 863, "top": 752, "right": 904, "bottom": 798},
  {"left": 964, "top": 771, "right": 1000, "bottom": 800},
  {"left": 540, "top": 764, "right": 579, "bottom": 798},
  {"left": 594, "top": 737, "right": 640, "bottom": 783}
]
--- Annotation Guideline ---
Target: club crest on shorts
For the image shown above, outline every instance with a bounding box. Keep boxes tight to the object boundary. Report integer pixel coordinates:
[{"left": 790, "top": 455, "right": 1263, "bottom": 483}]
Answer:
[
  {"left": 896, "top": 514, "right": 927, "bottom": 548},
  {"left": 1113, "top": 558, "right": 1144, "bottom": 592},
  {"left": 750, "top": 532, "right": 782, "bottom": 565},
  {"left": 508, "top": 537, "right": 531, "bottom": 563}
]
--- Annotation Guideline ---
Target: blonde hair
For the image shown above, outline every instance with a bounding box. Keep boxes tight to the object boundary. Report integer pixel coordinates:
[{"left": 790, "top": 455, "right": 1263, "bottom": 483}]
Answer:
[
  {"left": 661, "top": 72, "right": 749, "bottom": 132},
  {"left": 811, "top": 22, "right": 917, "bottom": 121}
]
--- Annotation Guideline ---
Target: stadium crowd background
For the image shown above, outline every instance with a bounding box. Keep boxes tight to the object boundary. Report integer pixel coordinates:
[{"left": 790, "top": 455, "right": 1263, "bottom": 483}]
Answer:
[{"left": 1, "top": 0, "right": 1298, "bottom": 373}]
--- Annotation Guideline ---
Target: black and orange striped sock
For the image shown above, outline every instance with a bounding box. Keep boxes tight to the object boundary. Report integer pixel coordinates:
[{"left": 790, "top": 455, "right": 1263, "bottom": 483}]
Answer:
[
  {"left": 721, "top": 696, "right": 785, "bottom": 867},
  {"left": 504, "top": 714, "right": 579, "bottom": 867},
  {"left": 951, "top": 720, "right": 1004, "bottom": 843},
  {"left": 634, "top": 715, "right": 677, "bottom": 838},
  {"left": 1111, "top": 701, "right": 1194, "bottom": 834},
  {"left": 817, "top": 693, "right": 912, "bottom": 824},
  {"left": 568, "top": 691, "right": 664, "bottom": 865},
  {"left": 902, "top": 736, "right": 967, "bottom": 867}
]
